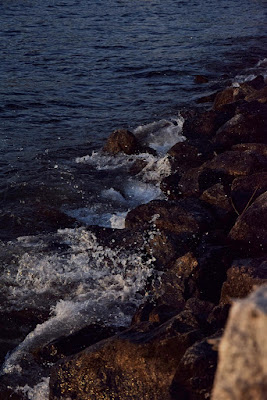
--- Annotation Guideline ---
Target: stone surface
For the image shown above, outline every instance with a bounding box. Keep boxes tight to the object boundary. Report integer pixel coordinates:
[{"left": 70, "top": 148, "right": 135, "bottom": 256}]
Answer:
[
  {"left": 49, "top": 314, "right": 202, "bottom": 400},
  {"left": 103, "top": 129, "right": 141, "bottom": 155},
  {"left": 170, "top": 333, "right": 220, "bottom": 400},
  {"left": 212, "top": 285, "right": 267, "bottom": 400},
  {"left": 231, "top": 172, "right": 267, "bottom": 215},
  {"left": 220, "top": 258, "right": 267, "bottom": 305},
  {"left": 125, "top": 198, "right": 213, "bottom": 237},
  {"left": 229, "top": 191, "right": 267, "bottom": 255},
  {"left": 200, "top": 183, "right": 234, "bottom": 224},
  {"left": 167, "top": 142, "right": 203, "bottom": 172},
  {"left": 213, "top": 103, "right": 267, "bottom": 150}
]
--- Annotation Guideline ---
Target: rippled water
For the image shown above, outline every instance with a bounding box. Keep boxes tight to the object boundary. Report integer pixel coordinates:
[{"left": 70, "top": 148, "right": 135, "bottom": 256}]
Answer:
[
  {"left": 0, "top": 1, "right": 267, "bottom": 397},
  {"left": 1, "top": 0, "right": 267, "bottom": 196}
]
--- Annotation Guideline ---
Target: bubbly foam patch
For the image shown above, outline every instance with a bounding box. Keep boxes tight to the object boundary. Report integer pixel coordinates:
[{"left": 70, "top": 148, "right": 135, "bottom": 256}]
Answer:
[
  {"left": 1, "top": 227, "right": 154, "bottom": 376},
  {"left": 134, "top": 116, "right": 185, "bottom": 154},
  {"left": 16, "top": 377, "right": 50, "bottom": 400}
]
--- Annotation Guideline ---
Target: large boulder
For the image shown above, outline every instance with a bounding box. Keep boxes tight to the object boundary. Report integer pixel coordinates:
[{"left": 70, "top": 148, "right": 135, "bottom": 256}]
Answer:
[
  {"left": 231, "top": 172, "right": 267, "bottom": 215},
  {"left": 49, "top": 314, "right": 202, "bottom": 400},
  {"left": 167, "top": 142, "right": 203, "bottom": 173},
  {"left": 125, "top": 198, "right": 213, "bottom": 237},
  {"left": 103, "top": 129, "right": 142, "bottom": 155},
  {"left": 213, "top": 103, "right": 267, "bottom": 150},
  {"left": 212, "top": 285, "right": 267, "bottom": 400},
  {"left": 220, "top": 258, "right": 267, "bottom": 305},
  {"left": 228, "top": 191, "right": 267, "bottom": 255}
]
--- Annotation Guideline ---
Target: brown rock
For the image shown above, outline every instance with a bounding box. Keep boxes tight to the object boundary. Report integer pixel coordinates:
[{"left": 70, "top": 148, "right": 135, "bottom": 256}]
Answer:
[
  {"left": 194, "top": 75, "right": 209, "bottom": 84},
  {"left": 231, "top": 143, "right": 267, "bottom": 169},
  {"left": 177, "top": 166, "right": 204, "bottom": 197},
  {"left": 167, "top": 142, "right": 203, "bottom": 172},
  {"left": 213, "top": 103, "right": 267, "bottom": 150},
  {"left": 212, "top": 285, "right": 267, "bottom": 400},
  {"left": 182, "top": 109, "right": 233, "bottom": 139},
  {"left": 200, "top": 183, "right": 234, "bottom": 223},
  {"left": 196, "top": 91, "right": 219, "bottom": 104},
  {"left": 170, "top": 333, "right": 220, "bottom": 400},
  {"left": 204, "top": 150, "right": 259, "bottom": 178},
  {"left": 49, "top": 314, "right": 202, "bottom": 400},
  {"left": 125, "top": 198, "right": 213, "bottom": 237},
  {"left": 103, "top": 129, "right": 141, "bottom": 155},
  {"left": 231, "top": 172, "right": 267, "bottom": 215},
  {"left": 229, "top": 191, "right": 267, "bottom": 255},
  {"left": 220, "top": 258, "right": 267, "bottom": 305},
  {"left": 213, "top": 87, "right": 240, "bottom": 110},
  {"left": 160, "top": 172, "right": 182, "bottom": 199},
  {"left": 245, "top": 85, "right": 267, "bottom": 103}
]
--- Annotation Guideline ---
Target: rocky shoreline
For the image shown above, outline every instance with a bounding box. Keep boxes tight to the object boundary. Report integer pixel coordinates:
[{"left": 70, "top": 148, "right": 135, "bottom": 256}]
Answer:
[{"left": 1, "top": 75, "right": 267, "bottom": 399}]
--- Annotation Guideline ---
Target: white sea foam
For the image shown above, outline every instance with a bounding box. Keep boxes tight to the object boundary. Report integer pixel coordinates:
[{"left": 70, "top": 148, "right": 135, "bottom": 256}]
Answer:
[
  {"left": 2, "top": 227, "right": 154, "bottom": 376},
  {"left": 134, "top": 116, "right": 185, "bottom": 154},
  {"left": 16, "top": 377, "right": 50, "bottom": 400}
]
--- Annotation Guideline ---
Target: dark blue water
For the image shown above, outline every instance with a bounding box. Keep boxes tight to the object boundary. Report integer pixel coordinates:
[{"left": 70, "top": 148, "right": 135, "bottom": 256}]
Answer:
[{"left": 0, "top": 0, "right": 267, "bottom": 238}]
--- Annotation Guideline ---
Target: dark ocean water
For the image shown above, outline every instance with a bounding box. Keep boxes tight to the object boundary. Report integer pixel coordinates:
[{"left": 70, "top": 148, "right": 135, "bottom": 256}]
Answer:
[{"left": 0, "top": 1, "right": 267, "bottom": 397}]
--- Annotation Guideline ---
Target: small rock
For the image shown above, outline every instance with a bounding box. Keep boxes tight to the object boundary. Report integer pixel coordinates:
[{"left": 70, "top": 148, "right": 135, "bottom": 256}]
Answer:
[
  {"left": 103, "top": 129, "right": 141, "bottom": 155},
  {"left": 194, "top": 75, "right": 209, "bottom": 84},
  {"left": 220, "top": 258, "right": 267, "bottom": 305}
]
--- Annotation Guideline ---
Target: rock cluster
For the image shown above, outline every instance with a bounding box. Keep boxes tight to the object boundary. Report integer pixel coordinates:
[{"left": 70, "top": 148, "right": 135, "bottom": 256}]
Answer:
[{"left": 2, "top": 76, "right": 266, "bottom": 399}]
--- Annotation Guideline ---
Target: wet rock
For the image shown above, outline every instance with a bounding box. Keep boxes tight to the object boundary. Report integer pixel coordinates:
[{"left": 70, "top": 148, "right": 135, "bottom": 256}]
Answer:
[
  {"left": 220, "top": 258, "right": 267, "bottom": 305},
  {"left": 177, "top": 167, "right": 204, "bottom": 198},
  {"left": 245, "top": 85, "right": 267, "bottom": 103},
  {"left": 200, "top": 183, "right": 235, "bottom": 224},
  {"left": 231, "top": 142, "right": 267, "bottom": 169},
  {"left": 228, "top": 191, "right": 267, "bottom": 255},
  {"left": 243, "top": 75, "right": 265, "bottom": 90},
  {"left": 129, "top": 158, "right": 148, "bottom": 175},
  {"left": 207, "top": 303, "right": 230, "bottom": 332},
  {"left": 34, "top": 324, "right": 120, "bottom": 365},
  {"left": 0, "top": 308, "right": 49, "bottom": 364},
  {"left": 182, "top": 109, "right": 233, "bottom": 139},
  {"left": 213, "top": 87, "right": 240, "bottom": 110},
  {"left": 196, "top": 91, "right": 219, "bottom": 104},
  {"left": 125, "top": 198, "right": 213, "bottom": 237},
  {"left": 201, "top": 150, "right": 259, "bottom": 180},
  {"left": 160, "top": 172, "right": 182, "bottom": 199},
  {"left": 49, "top": 314, "right": 202, "bottom": 400},
  {"left": 167, "top": 142, "right": 203, "bottom": 172},
  {"left": 194, "top": 75, "right": 209, "bottom": 84},
  {"left": 170, "top": 332, "right": 220, "bottom": 400},
  {"left": 131, "top": 301, "right": 183, "bottom": 326},
  {"left": 103, "top": 129, "right": 141, "bottom": 155},
  {"left": 213, "top": 103, "right": 267, "bottom": 150},
  {"left": 231, "top": 172, "right": 267, "bottom": 215},
  {"left": 212, "top": 285, "right": 267, "bottom": 400}
]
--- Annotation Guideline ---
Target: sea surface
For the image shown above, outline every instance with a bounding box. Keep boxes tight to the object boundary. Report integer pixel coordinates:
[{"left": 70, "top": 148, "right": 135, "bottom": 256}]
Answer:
[{"left": 0, "top": 0, "right": 267, "bottom": 398}]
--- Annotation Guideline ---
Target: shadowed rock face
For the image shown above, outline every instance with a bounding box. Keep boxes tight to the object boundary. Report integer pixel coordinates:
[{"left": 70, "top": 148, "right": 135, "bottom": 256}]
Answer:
[
  {"left": 228, "top": 191, "right": 267, "bottom": 255},
  {"left": 49, "top": 314, "right": 202, "bottom": 400},
  {"left": 220, "top": 258, "right": 267, "bottom": 305},
  {"left": 212, "top": 285, "right": 267, "bottom": 400},
  {"left": 103, "top": 129, "right": 141, "bottom": 155}
]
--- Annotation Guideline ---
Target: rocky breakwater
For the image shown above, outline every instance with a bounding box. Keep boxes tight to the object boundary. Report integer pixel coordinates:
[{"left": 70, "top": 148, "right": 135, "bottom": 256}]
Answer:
[
  {"left": 46, "top": 75, "right": 267, "bottom": 400},
  {"left": 4, "top": 75, "right": 265, "bottom": 400}
]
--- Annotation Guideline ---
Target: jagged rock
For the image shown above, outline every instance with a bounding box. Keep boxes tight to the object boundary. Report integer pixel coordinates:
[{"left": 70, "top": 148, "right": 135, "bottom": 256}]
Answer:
[
  {"left": 196, "top": 91, "right": 219, "bottom": 104},
  {"left": 212, "top": 285, "right": 267, "bottom": 400},
  {"left": 220, "top": 258, "right": 267, "bottom": 305},
  {"left": 228, "top": 191, "right": 267, "bottom": 255},
  {"left": 231, "top": 143, "right": 267, "bottom": 169},
  {"left": 167, "top": 142, "right": 203, "bottom": 172},
  {"left": 213, "top": 87, "right": 240, "bottom": 110},
  {"left": 182, "top": 109, "right": 233, "bottom": 139},
  {"left": 160, "top": 172, "right": 182, "bottom": 199},
  {"left": 194, "top": 75, "right": 209, "bottom": 84},
  {"left": 213, "top": 103, "right": 267, "bottom": 150},
  {"left": 200, "top": 183, "right": 234, "bottom": 224},
  {"left": 49, "top": 314, "right": 202, "bottom": 400},
  {"left": 103, "top": 129, "right": 141, "bottom": 155},
  {"left": 231, "top": 172, "right": 267, "bottom": 215},
  {"left": 207, "top": 304, "right": 230, "bottom": 332},
  {"left": 34, "top": 324, "right": 119, "bottom": 365},
  {"left": 245, "top": 85, "right": 267, "bottom": 103},
  {"left": 177, "top": 167, "right": 204, "bottom": 198},
  {"left": 125, "top": 198, "right": 213, "bottom": 237},
  {"left": 170, "top": 332, "right": 220, "bottom": 400}
]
